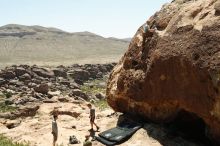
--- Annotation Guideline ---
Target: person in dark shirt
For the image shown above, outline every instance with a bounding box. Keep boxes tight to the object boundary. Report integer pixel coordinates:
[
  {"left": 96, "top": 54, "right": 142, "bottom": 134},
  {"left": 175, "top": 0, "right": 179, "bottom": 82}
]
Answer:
[{"left": 87, "top": 103, "right": 99, "bottom": 131}]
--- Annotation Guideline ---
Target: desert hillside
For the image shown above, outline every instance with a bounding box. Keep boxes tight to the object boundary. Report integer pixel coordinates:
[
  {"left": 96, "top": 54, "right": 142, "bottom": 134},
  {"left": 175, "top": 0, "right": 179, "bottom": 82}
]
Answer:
[{"left": 0, "top": 24, "right": 129, "bottom": 68}]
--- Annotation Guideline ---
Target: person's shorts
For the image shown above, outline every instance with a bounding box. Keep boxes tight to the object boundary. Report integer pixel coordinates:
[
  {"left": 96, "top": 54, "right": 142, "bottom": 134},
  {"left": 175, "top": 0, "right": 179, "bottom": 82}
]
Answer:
[
  {"left": 90, "top": 116, "right": 95, "bottom": 123},
  {"left": 53, "top": 133, "right": 58, "bottom": 141}
]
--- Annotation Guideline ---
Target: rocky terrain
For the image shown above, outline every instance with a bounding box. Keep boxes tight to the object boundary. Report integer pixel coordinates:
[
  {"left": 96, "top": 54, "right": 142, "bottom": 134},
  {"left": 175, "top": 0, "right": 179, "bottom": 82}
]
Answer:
[
  {"left": 0, "top": 24, "right": 129, "bottom": 68},
  {"left": 0, "top": 63, "right": 115, "bottom": 104},
  {"left": 107, "top": 0, "right": 220, "bottom": 145},
  {"left": 0, "top": 63, "right": 115, "bottom": 145},
  {"left": 2, "top": 0, "right": 220, "bottom": 145},
  {"left": 0, "top": 63, "right": 209, "bottom": 146}
]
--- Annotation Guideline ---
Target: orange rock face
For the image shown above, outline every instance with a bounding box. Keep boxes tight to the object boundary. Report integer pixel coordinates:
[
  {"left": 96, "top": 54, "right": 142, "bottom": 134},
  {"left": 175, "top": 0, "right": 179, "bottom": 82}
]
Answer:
[{"left": 107, "top": 0, "right": 220, "bottom": 144}]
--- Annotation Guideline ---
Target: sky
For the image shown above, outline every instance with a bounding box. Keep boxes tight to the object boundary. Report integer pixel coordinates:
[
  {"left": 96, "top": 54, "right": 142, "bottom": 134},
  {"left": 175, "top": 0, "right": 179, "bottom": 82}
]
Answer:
[{"left": 0, "top": 0, "right": 171, "bottom": 38}]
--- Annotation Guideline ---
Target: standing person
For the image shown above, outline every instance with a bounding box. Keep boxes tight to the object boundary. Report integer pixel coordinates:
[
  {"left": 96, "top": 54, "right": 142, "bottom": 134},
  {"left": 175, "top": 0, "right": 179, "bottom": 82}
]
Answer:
[
  {"left": 87, "top": 103, "right": 99, "bottom": 131},
  {"left": 52, "top": 114, "right": 58, "bottom": 146}
]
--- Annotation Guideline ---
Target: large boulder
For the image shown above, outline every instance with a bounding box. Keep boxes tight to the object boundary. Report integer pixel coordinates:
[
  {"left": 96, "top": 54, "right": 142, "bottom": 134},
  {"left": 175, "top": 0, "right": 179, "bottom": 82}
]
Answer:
[{"left": 107, "top": 0, "right": 220, "bottom": 144}]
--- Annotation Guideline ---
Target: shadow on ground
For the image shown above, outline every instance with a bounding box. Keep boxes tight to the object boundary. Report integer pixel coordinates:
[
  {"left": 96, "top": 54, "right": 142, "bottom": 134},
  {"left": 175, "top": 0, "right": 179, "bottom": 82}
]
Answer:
[{"left": 142, "top": 110, "right": 213, "bottom": 146}]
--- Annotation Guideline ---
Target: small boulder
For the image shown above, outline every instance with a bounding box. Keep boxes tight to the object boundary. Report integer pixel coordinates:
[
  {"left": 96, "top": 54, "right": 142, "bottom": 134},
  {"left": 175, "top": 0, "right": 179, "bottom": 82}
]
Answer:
[
  {"left": 15, "top": 67, "right": 28, "bottom": 77},
  {"left": 74, "top": 79, "right": 84, "bottom": 85},
  {"left": 0, "top": 78, "right": 7, "bottom": 85},
  {"left": 34, "top": 83, "right": 49, "bottom": 94},
  {"left": 68, "top": 69, "right": 90, "bottom": 81},
  {"left": 69, "top": 135, "right": 80, "bottom": 144},
  {"left": 5, "top": 120, "right": 21, "bottom": 129},
  {"left": 48, "top": 91, "right": 61, "bottom": 97},
  {"left": 32, "top": 67, "right": 54, "bottom": 78},
  {"left": 95, "top": 93, "right": 105, "bottom": 100},
  {"left": 70, "top": 82, "right": 80, "bottom": 89},
  {"left": 71, "top": 89, "right": 88, "bottom": 100},
  {"left": 53, "top": 68, "right": 67, "bottom": 78},
  {"left": 60, "top": 80, "right": 70, "bottom": 86},
  {"left": 0, "top": 71, "right": 16, "bottom": 79},
  {"left": 19, "top": 73, "right": 31, "bottom": 81}
]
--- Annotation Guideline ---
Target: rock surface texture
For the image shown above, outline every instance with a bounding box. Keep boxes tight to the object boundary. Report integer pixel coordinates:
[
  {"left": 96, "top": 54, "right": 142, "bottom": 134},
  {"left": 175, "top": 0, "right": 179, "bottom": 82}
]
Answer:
[{"left": 107, "top": 0, "right": 220, "bottom": 144}]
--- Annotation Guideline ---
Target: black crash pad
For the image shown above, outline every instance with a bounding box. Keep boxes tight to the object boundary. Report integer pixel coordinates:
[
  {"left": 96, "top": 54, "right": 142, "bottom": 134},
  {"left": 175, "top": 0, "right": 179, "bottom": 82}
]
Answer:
[
  {"left": 95, "top": 136, "right": 117, "bottom": 146},
  {"left": 95, "top": 116, "right": 143, "bottom": 146}
]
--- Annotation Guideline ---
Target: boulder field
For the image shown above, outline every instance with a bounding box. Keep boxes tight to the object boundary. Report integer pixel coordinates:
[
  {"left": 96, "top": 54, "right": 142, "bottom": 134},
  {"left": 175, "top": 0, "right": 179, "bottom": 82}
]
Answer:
[
  {"left": 107, "top": 0, "right": 220, "bottom": 144},
  {"left": 0, "top": 63, "right": 115, "bottom": 103}
]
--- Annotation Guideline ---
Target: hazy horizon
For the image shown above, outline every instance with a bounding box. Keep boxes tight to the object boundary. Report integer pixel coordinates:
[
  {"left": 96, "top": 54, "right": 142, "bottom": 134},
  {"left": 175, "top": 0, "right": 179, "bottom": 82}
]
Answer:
[{"left": 0, "top": 0, "right": 171, "bottom": 38}]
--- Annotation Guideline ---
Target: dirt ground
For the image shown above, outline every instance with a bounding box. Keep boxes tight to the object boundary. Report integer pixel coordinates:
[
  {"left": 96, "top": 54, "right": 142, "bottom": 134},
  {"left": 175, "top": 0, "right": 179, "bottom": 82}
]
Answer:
[{"left": 0, "top": 101, "right": 201, "bottom": 146}]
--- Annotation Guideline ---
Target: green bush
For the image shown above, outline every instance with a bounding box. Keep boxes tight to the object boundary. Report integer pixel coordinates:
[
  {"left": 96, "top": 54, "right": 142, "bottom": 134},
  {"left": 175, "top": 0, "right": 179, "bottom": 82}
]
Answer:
[
  {"left": 94, "top": 99, "right": 109, "bottom": 110},
  {"left": 80, "top": 79, "right": 106, "bottom": 95},
  {"left": 0, "top": 134, "right": 29, "bottom": 146},
  {"left": 81, "top": 85, "right": 105, "bottom": 95},
  {"left": 0, "top": 102, "right": 17, "bottom": 113},
  {"left": 3, "top": 91, "right": 12, "bottom": 99}
]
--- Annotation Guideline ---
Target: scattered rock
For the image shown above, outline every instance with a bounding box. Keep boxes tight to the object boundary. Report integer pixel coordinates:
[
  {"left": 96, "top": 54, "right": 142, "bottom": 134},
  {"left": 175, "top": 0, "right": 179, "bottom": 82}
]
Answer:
[{"left": 0, "top": 63, "right": 114, "bottom": 105}]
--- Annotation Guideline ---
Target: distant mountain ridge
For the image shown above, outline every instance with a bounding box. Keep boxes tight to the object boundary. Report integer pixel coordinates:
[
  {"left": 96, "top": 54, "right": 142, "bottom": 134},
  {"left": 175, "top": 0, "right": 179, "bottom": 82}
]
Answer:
[{"left": 0, "top": 24, "right": 129, "bottom": 67}]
